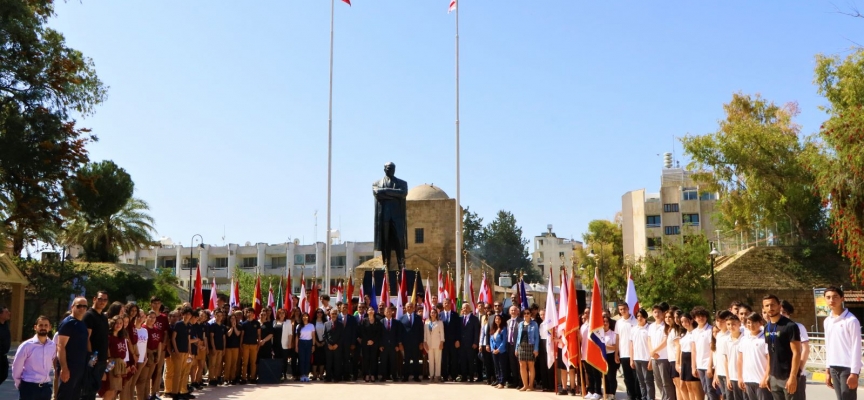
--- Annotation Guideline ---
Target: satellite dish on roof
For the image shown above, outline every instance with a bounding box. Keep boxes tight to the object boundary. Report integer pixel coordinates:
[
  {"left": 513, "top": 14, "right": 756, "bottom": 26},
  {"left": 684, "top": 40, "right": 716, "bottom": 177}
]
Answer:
[
  {"left": 159, "top": 237, "right": 173, "bottom": 246},
  {"left": 294, "top": 238, "right": 300, "bottom": 245},
  {"left": 245, "top": 241, "right": 251, "bottom": 246}
]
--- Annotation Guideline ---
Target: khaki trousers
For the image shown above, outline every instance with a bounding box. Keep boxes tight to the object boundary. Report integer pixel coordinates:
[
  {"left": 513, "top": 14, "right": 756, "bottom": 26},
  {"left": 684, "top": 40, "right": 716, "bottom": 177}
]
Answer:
[
  {"left": 223, "top": 348, "right": 239, "bottom": 382},
  {"left": 240, "top": 344, "right": 259, "bottom": 381},
  {"left": 151, "top": 348, "right": 166, "bottom": 395},
  {"left": 172, "top": 353, "right": 191, "bottom": 394},
  {"left": 208, "top": 350, "right": 224, "bottom": 382},
  {"left": 163, "top": 353, "right": 174, "bottom": 395}
]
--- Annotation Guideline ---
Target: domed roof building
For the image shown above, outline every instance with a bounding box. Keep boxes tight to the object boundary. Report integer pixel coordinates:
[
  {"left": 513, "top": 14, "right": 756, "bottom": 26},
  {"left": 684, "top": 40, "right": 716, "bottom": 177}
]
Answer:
[{"left": 407, "top": 184, "right": 449, "bottom": 201}]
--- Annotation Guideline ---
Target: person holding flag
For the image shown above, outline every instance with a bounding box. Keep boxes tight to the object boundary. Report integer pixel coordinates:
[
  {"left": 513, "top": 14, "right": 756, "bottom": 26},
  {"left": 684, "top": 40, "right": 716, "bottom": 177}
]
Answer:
[
  {"left": 616, "top": 300, "right": 641, "bottom": 400},
  {"left": 585, "top": 269, "right": 609, "bottom": 399}
]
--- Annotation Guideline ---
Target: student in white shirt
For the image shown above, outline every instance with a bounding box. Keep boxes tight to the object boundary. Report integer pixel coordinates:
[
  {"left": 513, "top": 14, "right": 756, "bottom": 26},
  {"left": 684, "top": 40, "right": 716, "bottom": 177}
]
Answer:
[
  {"left": 615, "top": 302, "right": 641, "bottom": 400},
  {"left": 724, "top": 315, "right": 745, "bottom": 400},
  {"left": 666, "top": 310, "right": 684, "bottom": 400},
  {"left": 677, "top": 312, "right": 703, "bottom": 400},
  {"left": 737, "top": 312, "right": 770, "bottom": 400},
  {"left": 824, "top": 286, "right": 862, "bottom": 400},
  {"left": 712, "top": 310, "right": 733, "bottom": 400},
  {"left": 649, "top": 304, "right": 674, "bottom": 400},
  {"left": 630, "top": 309, "right": 654, "bottom": 400},
  {"left": 779, "top": 300, "right": 809, "bottom": 400},
  {"left": 602, "top": 317, "right": 618, "bottom": 400},
  {"left": 692, "top": 306, "right": 718, "bottom": 400}
]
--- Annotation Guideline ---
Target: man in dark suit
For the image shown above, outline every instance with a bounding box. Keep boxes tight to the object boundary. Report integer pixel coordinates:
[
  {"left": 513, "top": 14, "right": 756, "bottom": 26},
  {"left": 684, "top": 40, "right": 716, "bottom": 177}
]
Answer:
[
  {"left": 351, "top": 303, "right": 367, "bottom": 380},
  {"left": 492, "top": 300, "right": 510, "bottom": 324},
  {"left": 440, "top": 298, "right": 461, "bottom": 382},
  {"left": 505, "top": 305, "right": 523, "bottom": 388},
  {"left": 399, "top": 302, "right": 424, "bottom": 382},
  {"left": 378, "top": 306, "right": 402, "bottom": 382},
  {"left": 457, "top": 303, "right": 480, "bottom": 382},
  {"left": 337, "top": 303, "right": 358, "bottom": 381},
  {"left": 324, "top": 309, "right": 345, "bottom": 382}
]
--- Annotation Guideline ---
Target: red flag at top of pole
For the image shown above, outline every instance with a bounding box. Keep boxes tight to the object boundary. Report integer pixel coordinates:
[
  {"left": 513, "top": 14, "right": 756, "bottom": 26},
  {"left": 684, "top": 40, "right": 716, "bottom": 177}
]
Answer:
[
  {"left": 585, "top": 269, "right": 608, "bottom": 374},
  {"left": 309, "top": 279, "right": 319, "bottom": 313},
  {"left": 267, "top": 282, "right": 276, "bottom": 318},
  {"left": 565, "top": 271, "right": 581, "bottom": 369},
  {"left": 208, "top": 279, "right": 218, "bottom": 311},
  {"left": 448, "top": 0, "right": 457, "bottom": 14},
  {"left": 380, "top": 270, "right": 390, "bottom": 308},
  {"left": 399, "top": 267, "right": 408, "bottom": 306},
  {"left": 298, "top": 272, "right": 308, "bottom": 314},
  {"left": 284, "top": 270, "right": 293, "bottom": 312},
  {"left": 342, "top": 0, "right": 351, "bottom": 5},
  {"left": 346, "top": 276, "right": 355, "bottom": 314},
  {"left": 253, "top": 274, "right": 263, "bottom": 318},
  {"left": 192, "top": 265, "right": 204, "bottom": 309}
]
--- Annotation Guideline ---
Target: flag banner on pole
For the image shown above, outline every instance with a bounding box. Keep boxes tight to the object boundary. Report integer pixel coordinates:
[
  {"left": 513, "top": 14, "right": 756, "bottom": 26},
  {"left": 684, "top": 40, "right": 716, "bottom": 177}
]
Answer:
[
  {"left": 335, "top": 280, "right": 343, "bottom": 305},
  {"left": 477, "top": 272, "right": 489, "bottom": 304},
  {"left": 543, "top": 268, "right": 558, "bottom": 369},
  {"left": 565, "top": 271, "right": 581, "bottom": 368},
  {"left": 369, "top": 273, "right": 379, "bottom": 311},
  {"left": 519, "top": 275, "right": 529, "bottom": 310},
  {"left": 253, "top": 274, "right": 263, "bottom": 318},
  {"left": 342, "top": 0, "right": 351, "bottom": 5},
  {"left": 381, "top": 270, "right": 391, "bottom": 309},
  {"left": 276, "top": 277, "right": 283, "bottom": 311},
  {"left": 233, "top": 278, "right": 241, "bottom": 309},
  {"left": 466, "top": 270, "right": 476, "bottom": 312},
  {"left": 625, "top": 269, "right": 639, "bottom": 316},
  {"left": 284, "top": 270, "right": 293, "bottom": 312},
  {"left": 193, "top": 265, "right": 204, "bottom": 309},
  {"left": 208, "top": 279, "right": 218, "bottom": 311},
  {"left": 586, "top": 268, "right": 608, "bottom": 374},
  {"left": 448, "top": 0, "right": 456, "bottom": 13},
  {"left": 299, "top": 272, "right": 308, "bottom": 314},
  {"left": 438, "top": 267, "right": 446, "bottom": 301},
  {"left": 557, "top": 269, "right": 570, "bottom": 367},
  {"left": 410, "top": 273, "right": 419, "bottom": 305},
  {"left": 359, "top": 278, "right": 366, "bottom": 304},
  {"left": 423, "top": 278, "right": 433, "bottom": 321},
  {"left": 346, "top": 276, "right": 355, "bottom": 314},
  {"left": 268, "top": 283, "right": 276, "bottom": 319},
  {"left": 399, "top": 268, "right": 408, "bottom": 306},
  {"left": 309, "top": 280, "right": 319, "bottom": 312}
]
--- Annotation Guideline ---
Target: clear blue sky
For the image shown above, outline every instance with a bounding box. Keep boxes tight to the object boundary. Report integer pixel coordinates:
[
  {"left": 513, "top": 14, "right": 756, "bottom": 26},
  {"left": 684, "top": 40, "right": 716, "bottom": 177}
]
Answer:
[{"left": 49, "top": 1, "right": 860, "bottom": 248}]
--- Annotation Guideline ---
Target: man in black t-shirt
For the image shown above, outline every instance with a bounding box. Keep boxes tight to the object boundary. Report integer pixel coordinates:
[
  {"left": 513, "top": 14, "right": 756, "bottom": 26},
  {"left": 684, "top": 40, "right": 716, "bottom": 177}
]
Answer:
[
  {"left": 171, "top": 307, "right": 195, "bottom": 399},
  {"left": 208, "top": 311, "right": 227, "bottom": 386},
  {"left": 239, "top": 308, "right": 261, "bottom": 383},
  {"left": 762, "top": 294, "right": 801, "bottom": 400},
  {"left": 81, "top": 291, "right": 109, "bottom": 400},
  {"left": 0, "top": 305, "right": 10, "bottom": 387},
  {"left": 56, "top": 296, "right": 90, "bottom": 400}
]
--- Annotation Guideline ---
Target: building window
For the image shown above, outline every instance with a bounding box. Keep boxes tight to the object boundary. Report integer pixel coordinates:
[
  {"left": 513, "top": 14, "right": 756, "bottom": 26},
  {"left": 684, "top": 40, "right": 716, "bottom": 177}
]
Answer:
[
  {"left": 559, "top": 251, "right": 565, "bottom": 259},
  {"left": 241, "top": 257, "right": 256, "bottom": 268},
  {"left": 700, "top": 191, "right": 717, "bottom": 201},
  {"left": 294, "top": 254, "right": 305, "bottom": 265},
  {"left": 647, "top": 237, "right": 662, "bottom": 250},
  {"left": 272, "top": 256, "right": 287, "bottom": 268},
  {"left": 305, "top": 254, "right": 317, "bottom": 265},
  {"left": 182, "top": 258, "right": 198, "bottom": 270},
  {"left": 646, "top": 215, "right": 661, "bottom": 227},
  {"left": 358, "top": 255, "right": 374, "bottom": 264},
  {"left": 683, "top": 213, "right": 700, "bottom": 225},
  {"left": 164, "top": 259, "right": 176, "bottom": 270},
  {"left": 664, "top": 226, "right": 681, "bottom": 235},
  {"left": 682, "top": 188, "right": 698, "bottom": 201},
  {"left": 415, "top": 228, "right": 425, "bottom": 244},
  {"left": 214, "top": 258, "right": 228, "bottom": 269},
  {"left": 663, "top": 204, "right": 679, "bottom": 213},
  {"left": 539, "top": 240, "right": 544, "bottom": 246},
  {"left": 330, "top": 256, "right": 346, "bottom": 267}
]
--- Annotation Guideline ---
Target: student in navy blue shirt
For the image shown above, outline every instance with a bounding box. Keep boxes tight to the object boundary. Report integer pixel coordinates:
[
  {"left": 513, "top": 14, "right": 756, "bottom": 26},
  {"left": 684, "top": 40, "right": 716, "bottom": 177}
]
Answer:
[{"left": 56, "top": 297, "right": 90, "bottom": 400}]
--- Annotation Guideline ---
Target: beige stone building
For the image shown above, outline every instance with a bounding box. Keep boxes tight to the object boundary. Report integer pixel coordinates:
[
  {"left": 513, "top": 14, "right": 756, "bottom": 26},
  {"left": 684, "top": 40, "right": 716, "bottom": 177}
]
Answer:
[
  {"left": 403, "top": 184, "right": 459, "bottom": 275},
  {"left": 622, "top": 164, "right": 718, "bottom": 262},
  {"left": 531, "top": 225, "right": 582, "bottom": 285}
]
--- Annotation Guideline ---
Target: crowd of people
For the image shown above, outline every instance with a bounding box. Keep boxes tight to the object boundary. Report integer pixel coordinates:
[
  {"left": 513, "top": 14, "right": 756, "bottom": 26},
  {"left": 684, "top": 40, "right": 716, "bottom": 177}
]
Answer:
[{"left": 0, "top": 286, "right": 861, "bottom": 400}]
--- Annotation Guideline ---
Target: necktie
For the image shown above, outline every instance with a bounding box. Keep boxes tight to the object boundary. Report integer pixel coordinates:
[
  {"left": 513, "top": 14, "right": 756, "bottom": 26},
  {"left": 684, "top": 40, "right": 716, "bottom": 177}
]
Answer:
[
  {"left": 387, "top": 319, "right": 390, "bottom": 330},
  {"left": 509, "top": 320, "right": 515, "bottom": 343},
  {"left": 410, "top": 315, "right": 413, "bottom": 326},
  {"left": 464, "top": 316, "right": 468, "bottom": 326}
]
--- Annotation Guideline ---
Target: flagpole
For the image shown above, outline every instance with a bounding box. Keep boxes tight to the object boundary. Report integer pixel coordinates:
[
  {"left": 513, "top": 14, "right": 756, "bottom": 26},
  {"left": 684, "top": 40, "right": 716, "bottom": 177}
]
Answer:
[
  {"left": 453, "top": 0, "right": 462, "bottom": 305},
  {"left": 325, "top": 0, "right": 335, "bottom": 296}
]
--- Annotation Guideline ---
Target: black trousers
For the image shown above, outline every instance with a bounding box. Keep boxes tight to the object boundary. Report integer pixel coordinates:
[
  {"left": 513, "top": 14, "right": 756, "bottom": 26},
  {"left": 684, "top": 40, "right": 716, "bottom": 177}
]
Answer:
[
  {"left": 442, "top": 342, "right": 459, "bottom": 379},
  {"left": 379, "top": 346, "right": 397, "bottom": 379},
  {"left": 56, "top": 364, "right": 85, "bottom": 400},
  {"left": 0, "top": 357, "right": 7, "bottom": 385},
  {"left": 583, "top": 361, "right": 602, "bottom": 394},
  {"left": 18, "top": 381, "right": 52, "bottom": 400},
  {"left": 361, "top": 345, "right": 377, "bottom": 376},
  {"left": 620, "top": 357, "right": 641, "bottom": 399},
  {"left": 459, "top": 346, "right": 477, "bottom": 379},
  {"left": 325, "top": 347, "right": 344, "bottom": 381},
  {"left": 80, "top": 358, "right": 106, "bottom": 400},
  {"left": 604, "top": 353, "right": 619, "bottom": 395},
  {"left": 482, "top": 350, "right": 494, "bottom": 381},
  {"left": 352, "top": 344, "right": 363, "bottom": 378},
  {"left": 508, "top": 344, "right": 522, "bottom": 386},
  {"left": 536, "top": 339, "right": 551, "bottom": 390},
  {"left": 403, "top": 343, "right": 421, "bottom": 378}
]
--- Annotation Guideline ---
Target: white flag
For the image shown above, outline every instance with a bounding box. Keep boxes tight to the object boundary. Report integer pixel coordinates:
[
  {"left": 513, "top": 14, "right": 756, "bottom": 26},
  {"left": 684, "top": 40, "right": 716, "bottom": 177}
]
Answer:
[
  {"left": 448, "top": 0, "right": 457, "bottom": 13},
  {"left": 542, "top": 270, "right": 558, "bottom": 369}
]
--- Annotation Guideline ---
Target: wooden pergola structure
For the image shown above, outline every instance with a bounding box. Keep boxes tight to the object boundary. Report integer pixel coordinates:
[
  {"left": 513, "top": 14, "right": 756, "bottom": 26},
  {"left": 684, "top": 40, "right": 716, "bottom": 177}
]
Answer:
[{"left": 0, "top": 252, "right": 28, "bottom": 342}]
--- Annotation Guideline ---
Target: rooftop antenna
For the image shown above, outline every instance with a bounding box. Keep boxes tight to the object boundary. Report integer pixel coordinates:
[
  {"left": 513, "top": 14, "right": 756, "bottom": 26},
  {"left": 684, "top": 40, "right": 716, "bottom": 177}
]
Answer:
[{"left": 222, "top": 225, "right": 226, "bottom": 246}]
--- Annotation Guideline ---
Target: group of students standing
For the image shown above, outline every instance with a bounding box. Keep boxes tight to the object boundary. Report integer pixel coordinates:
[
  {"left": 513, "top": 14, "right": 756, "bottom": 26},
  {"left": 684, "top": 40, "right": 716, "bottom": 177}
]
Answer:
[{"left": 2, "top": 286, "right": 862, "bottom": 400}]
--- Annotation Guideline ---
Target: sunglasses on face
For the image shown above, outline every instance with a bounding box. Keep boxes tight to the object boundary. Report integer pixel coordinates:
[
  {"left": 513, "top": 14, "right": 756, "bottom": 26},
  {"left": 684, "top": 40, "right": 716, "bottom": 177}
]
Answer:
[{"left": 74, "top": 304, "right": 88, "bottom": 309}]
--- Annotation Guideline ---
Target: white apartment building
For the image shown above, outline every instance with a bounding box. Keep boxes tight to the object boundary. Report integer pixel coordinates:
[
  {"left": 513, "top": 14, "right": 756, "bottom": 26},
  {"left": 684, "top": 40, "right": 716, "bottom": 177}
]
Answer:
[
  {"left": 531, "top": 224, "right": 582, "bottom": 285},
  {"left": 118, "top": 241, "right": 375, "bottom": 293}
]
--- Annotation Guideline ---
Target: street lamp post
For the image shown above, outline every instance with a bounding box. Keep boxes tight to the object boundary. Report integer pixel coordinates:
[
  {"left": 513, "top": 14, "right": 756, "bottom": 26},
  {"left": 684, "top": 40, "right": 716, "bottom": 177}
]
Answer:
[
  {"left": 709, "top": 245, "right": 719, "bottom": 313},
  {"left": 189, "top": 234, "right": 203, "bottom": 303}
]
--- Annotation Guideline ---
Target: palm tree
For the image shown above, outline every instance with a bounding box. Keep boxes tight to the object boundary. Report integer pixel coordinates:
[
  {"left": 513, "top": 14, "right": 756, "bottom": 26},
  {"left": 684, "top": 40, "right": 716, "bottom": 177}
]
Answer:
[{"left": 64, "top": 197, "right": 155, "bottom": 262}]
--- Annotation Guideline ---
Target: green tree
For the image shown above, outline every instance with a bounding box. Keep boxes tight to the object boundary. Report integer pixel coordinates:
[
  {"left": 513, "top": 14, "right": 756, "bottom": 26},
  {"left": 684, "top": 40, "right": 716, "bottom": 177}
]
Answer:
[
  {"left": 635, "top": 234, "right": 711, "bottom": 311},
  {"left": 681, "top": 93, "right": 824, "bottom": 242},
  {"left": 462, "top": 206, "right": 484, "bottom": 254},
  {"left": 0, "top": 0, "right": 107, "bottom": 254},
  {"left": 85, "top": 268, "right": 154, "bottom": 305},
  {"left": 152, "top": 268, "right": 182, "bottom": 310},
  {"left": 481, "top": 210, "right": 538, "bottom": 282},
  {"left": 808, "top": 49, "right": 864, "bottom": 282},
  {"left": 70, "top": 161, "right": 134, "bottom": 222},
  {"left": 17, "top": 257, "right": 98, "bottom": 326},
  {"left": 578, "top": 219, "right": 625, "bottom": 301},
  {"left": 64, "top": 197, "right": 155, "bottom": 262},
  {"left": 233, "top": 269, "right": 283, "bottom": 308}
]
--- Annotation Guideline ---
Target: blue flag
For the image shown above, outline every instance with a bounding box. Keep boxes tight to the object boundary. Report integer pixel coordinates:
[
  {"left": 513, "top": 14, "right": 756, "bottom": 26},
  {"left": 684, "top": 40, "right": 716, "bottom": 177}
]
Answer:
[
  {"left": 519, "top": 277, "right": 529, "bottom": 310},
  {"left": 369, "top": 274, "right": 379, "bottom": 311}
]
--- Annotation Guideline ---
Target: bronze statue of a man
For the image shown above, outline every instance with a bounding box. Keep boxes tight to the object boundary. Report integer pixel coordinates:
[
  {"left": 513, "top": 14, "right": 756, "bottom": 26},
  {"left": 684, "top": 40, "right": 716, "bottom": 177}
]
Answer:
[{"left": 373, "top": 162, "right": 408, "bottom": 269}]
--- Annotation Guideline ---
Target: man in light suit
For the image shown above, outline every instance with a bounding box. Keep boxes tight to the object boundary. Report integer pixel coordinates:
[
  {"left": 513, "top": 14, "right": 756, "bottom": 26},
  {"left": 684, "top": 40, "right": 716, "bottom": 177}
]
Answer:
[
  {"left": 440, "top": 298, "right": 461, "bottom": 382},
  {"left": 457, "top": 303, "right": 480, "bottom": 382},
  {"left": 399, "top": 302, "right": 424, "bottom": 382}
]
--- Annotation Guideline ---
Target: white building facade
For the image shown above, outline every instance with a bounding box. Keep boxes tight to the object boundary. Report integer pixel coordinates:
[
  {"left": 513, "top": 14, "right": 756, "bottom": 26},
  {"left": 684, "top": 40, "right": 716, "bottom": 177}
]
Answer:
[
  {"left": 118, "top": 241, "right": 375, "bottom": 293},
  {"left": 531, "top": 225, "right": 582, "bottom": 285}
]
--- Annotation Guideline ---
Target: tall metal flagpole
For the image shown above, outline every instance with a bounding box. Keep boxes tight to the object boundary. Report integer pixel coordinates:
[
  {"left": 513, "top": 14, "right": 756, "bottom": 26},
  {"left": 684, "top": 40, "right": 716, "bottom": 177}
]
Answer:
[
  {"left": 454, "top": 0, "right": 463, "bottom": 304},
  {"left": 325, "top": 0, "right": 335, "bottom": 293}
]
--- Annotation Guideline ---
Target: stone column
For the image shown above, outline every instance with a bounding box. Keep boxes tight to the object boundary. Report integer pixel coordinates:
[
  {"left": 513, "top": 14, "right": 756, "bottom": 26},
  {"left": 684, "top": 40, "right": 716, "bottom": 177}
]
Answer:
[
  {"left": 287, "top": 243, "right": 295, "bottom": 292},
  {"left": 257, "top": 243, "right": 266, "bottom": 271},
  {"left": 227, "top": 244, "right": 238, "bottom": 280}
]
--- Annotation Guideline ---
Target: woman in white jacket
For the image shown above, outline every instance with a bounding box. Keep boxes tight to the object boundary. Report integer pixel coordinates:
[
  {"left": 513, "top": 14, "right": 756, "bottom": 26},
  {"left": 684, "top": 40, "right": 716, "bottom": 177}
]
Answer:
[
  {"left": 281, "top": 309, "right": 296, "bottom": 379},
  {"left": 423, "top": 308, "right": 445, "bottom": 382}
]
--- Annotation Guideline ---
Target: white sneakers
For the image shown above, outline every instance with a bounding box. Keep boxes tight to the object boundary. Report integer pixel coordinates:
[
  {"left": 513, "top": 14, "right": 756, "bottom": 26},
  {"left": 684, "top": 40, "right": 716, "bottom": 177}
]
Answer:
[{"left": 585, "top": 393, "right": 600, "bottom": 399}]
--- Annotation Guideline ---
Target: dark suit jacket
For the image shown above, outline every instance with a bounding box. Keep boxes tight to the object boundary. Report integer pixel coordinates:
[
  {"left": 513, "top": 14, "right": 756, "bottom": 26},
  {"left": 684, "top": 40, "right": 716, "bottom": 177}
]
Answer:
[
  {"left": 379, "top": 318, "right": 402, "bottom": 348},
  {"left": 458, "top": 314, "right": 480, "bottom": 348},
  {"left": 440, "top": 310, "right": 461, "bottom": 344},
  {"left": 358, "top": 318, "right": 382, "bottom": 347},
  {"left": 324, "top": 320, "right": 344, "bottom": 346},
  {"left": 497, "top": 313, "right": 511, "bottom": 325},
  {"left": 338, "top": 314, "right": 358, "bottom": 347},
  {"left": 399, "top": 314, "right": 424, "bottom": 346}
]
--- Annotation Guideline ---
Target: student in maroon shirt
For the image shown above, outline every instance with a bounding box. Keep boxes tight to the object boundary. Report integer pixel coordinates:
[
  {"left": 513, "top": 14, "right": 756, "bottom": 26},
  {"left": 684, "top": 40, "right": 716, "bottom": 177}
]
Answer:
[
  {"left": 149, "top": 297, "right": 170, "bottom": 400},
  {"left": 105, "top": 315, "right": 133, "bottom": 400}
]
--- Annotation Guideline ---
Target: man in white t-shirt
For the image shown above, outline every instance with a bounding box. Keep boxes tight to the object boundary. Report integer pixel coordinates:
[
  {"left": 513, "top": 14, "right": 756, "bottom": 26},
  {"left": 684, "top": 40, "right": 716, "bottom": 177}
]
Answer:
[
  {"left": 615, "top": 302, "right": 641, "bottom": 400},
  {"left": 724, "top": 315, "right": 745, "bottom": 400},
  {"left": 738, "top": 312, "right": 770, "bottom": 400},
  {"left": 712, "top": 311, "right": 733, "bottom": 400},
  {"left": 823, "top": 287, "right": 862, "bottom": 400},
  {"left": 648, "top": 304, "right": 673, "bottom": 400}
]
